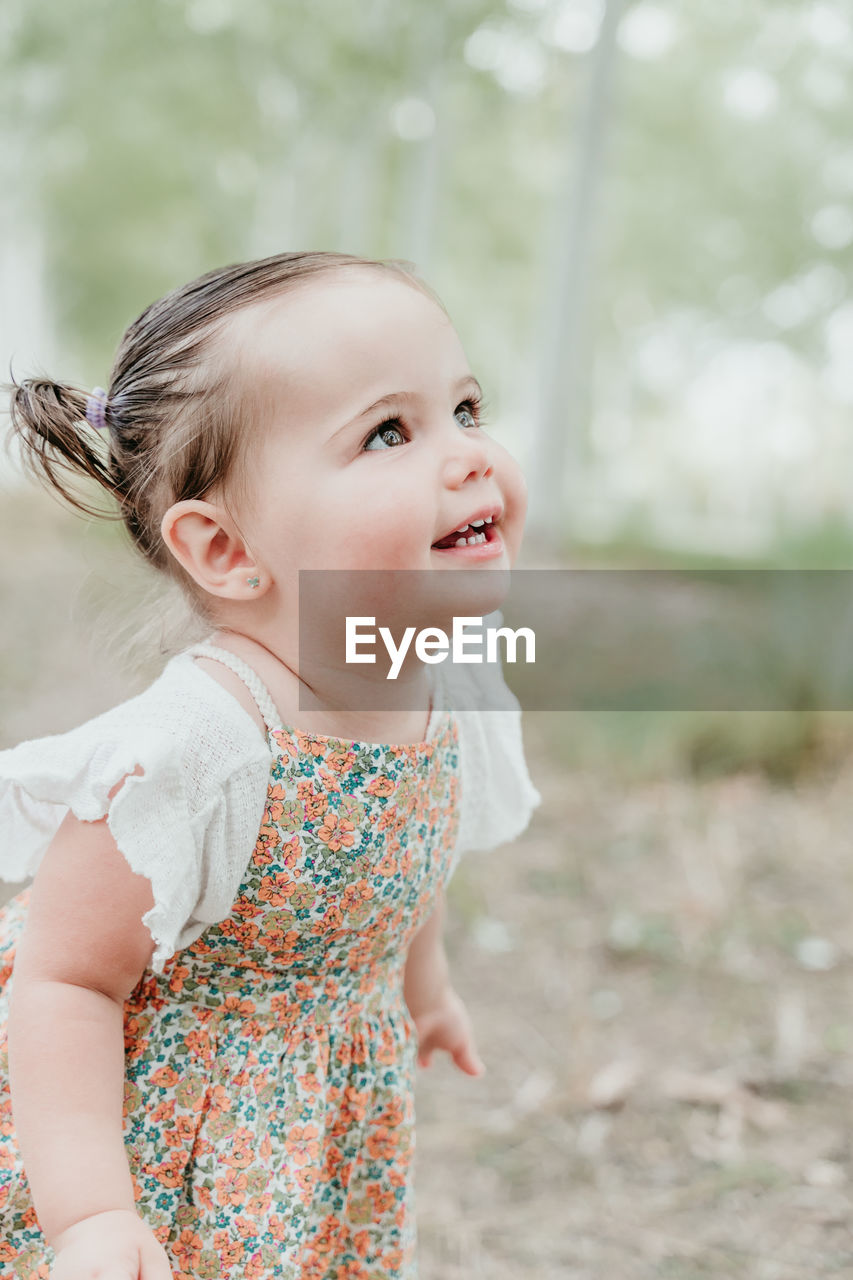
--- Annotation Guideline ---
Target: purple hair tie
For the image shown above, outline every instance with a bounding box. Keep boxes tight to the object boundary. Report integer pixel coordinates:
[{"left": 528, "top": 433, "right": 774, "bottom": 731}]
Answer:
[{"left": 85, "top": 386, "right": 109, "bottom": 431}]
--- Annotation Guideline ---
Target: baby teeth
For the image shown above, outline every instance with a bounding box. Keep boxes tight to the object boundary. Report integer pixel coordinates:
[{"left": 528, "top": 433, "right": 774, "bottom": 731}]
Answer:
[
  {"left": 453, "top": 515, "right": 495, "bottom": 535},
  {"left": 454, "top": 532, "right": 487, "bottom": 546}
]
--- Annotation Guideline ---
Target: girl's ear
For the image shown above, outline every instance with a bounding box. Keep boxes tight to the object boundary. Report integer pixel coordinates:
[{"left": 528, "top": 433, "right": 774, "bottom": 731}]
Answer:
[{"left": 160, "top": 499, "right": 265, "bottom": 598}]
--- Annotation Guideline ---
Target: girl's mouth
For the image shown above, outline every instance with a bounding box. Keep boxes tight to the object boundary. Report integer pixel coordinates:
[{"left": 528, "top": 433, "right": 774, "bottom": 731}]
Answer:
[{"left": 431, "top": 518, "right": 503, "bottom": 557}]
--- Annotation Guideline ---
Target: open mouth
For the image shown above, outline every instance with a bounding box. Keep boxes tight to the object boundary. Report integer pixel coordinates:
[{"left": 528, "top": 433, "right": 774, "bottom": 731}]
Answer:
[{"left": 432, "top": 515, "right": 499, "bottom": 551}]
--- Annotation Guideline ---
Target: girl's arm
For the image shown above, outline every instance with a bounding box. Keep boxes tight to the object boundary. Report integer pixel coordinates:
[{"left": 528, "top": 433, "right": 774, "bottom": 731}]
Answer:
[
  {"left": 7, "top": 778, "right": 157, "bottom": 1247},
  {"left": 403, "top": 887, "right": 485, "bottom": 1076},
  {"left": 403, "top": 886, "right": 451, "bottom": 1015}
]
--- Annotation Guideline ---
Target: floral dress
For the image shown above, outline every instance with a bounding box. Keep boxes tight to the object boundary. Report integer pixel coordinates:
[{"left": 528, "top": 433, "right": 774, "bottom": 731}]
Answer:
[{"left": 0, "top": 654, "right": 461, "bottom": 1280}]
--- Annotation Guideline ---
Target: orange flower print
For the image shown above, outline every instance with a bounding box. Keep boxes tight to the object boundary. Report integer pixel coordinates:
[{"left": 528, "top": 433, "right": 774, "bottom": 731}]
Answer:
[
  {"left": 287, "top": 881, "right": 317, "bottom": 910},
  {"left": 213, "top": 1229, "right": 246, "bottom": 1268},
  {"left": 365, "top": 1124, "right": 399, "bottom": 1161},
  {"left": 244, "top": 1252, "right": 268, "bottom": 1279},
  {"left": 215, "top": 1167, "right": 250, "bottom": 1207},
  {"left": 221, "top": 994, "right": 257, "bottom": 1018},
  {"left": 278, "top": 834, "right": 302, "bottom": 868},
  {"left": 269, "top": 1212, "right": 290, "bottom": 1243},
  {"left": 123, "top": 1015, "right": 147, "bottom": 1056},
  {"left": 258, "top": 872, "right": 297, "bottom": 906},
  {"left": 246, "top": 1192, "right": 272, "bottom": 1217},
  {"left": 295, "top": 1161, "right": 321, "bottom": 1205},
  {"left": 375, "top": 1027, "right": 397, "bottom": 1066},
  {"left": 368, "top": 1183, "right": 397, "bottom": 1217},
  {"left": 252, "top": 832, "right": 275, "bottom": 864},
  {"left": 147, "top": 1152, "right": 187, "bottom": 1188},
  {"left": 299, "top": 781, "right": 328, "bottom": 821},
  {"left": 285, "top": 1122, "right": 322, "bottom": 1166},
  {"left": 377, "top": 803, "right": 404, "bottom": 833},
  {"left": 226, "top": 1127, "right": 257, "bottom": 1169},
  {"left": 382, "top": 1247, "right": 406, "bottom": 1273},
  {"left": 366, "top": 774, "right": 394, "bottom": 797},
  {"left": 195, "top": 1183, "right": 214, "bottom": 1213},
  {"left": 233, "top": 897, "right": 263, "bottom": 921},
  {"left": 342, "top": 1257, "right": 371, "bottom": 1278},
  {"left": 172, "top": 1227, "right": 204, "bottom": 1272},
  {"left": 0, "top": 713, "right": 462, "bottom": 1272},
  {"left": 317, "top": 810, "right": 356, "bottom": 852},
  {"left": 149, "top": 1065, "right": 180, "bottom": 1089},
  {"left": 270, "top": 728, "right": 299, "bottom": 758},
  {"left": 265, "top": 781, "right": 287, "bottom": 823},
  {"left": 310, "top": 1213, "right": 346, "bottom": 1257},
  {"left": 325, "top": 748, "right": 354, "bottom": 774},
  {"left": 297, "top": 1068, "right": 324, "bottom": 1095},
  {"left": 208, "top": 1083, "right": 232, "bottom": 1112},
  {"left": 341, "top": 879, "right": 374, "bottom": 911},
  {"left": 163, "top": 1114, "right": 198, "bottom": 1150},
  {"left": 340, "top": 1084, "right": 370, "bottom": 1125},
  {"left": 324, "top": 1142, "right": 345, "bottom": 1176},
  {"left": 316, "top": 903, "right": 344, "bottom": 931},
  {"left": 220, "top": 917, "right": 260, "bottom": 948},
  {"left": 184, "top": 1026, "right": 213, "bottom": 1060},
  {"left": 258, "top": 918, "right": 300, "bottom": 956},
  {"left": 377, "top": 1097, "right": 405, "bottom": 1130},
  {"left": 317, "top": 766, "right": 343, "bottom": 793},
  {"left": 167, "top": 963, "right": 191, "bottom": 995}
]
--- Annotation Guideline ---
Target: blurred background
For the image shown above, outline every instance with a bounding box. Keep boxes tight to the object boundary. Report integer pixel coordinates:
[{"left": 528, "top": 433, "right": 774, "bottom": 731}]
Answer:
[{"left": 3, "top": 1, "right": 853, "bottom": 1275}]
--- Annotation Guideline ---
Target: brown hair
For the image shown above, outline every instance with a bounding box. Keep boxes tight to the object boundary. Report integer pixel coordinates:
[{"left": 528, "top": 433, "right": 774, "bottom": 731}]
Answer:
[{"left": 5, "top": 250, "right": 432, "bottom": 625}]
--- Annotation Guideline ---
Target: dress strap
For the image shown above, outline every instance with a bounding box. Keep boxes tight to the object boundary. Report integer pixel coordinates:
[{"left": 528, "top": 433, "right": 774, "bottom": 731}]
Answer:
[{"left": 186, "top": 641, "right": 281, "bottom": 736}]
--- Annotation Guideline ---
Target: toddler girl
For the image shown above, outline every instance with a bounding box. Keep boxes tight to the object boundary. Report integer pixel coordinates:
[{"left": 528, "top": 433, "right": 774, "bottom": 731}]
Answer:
[{"left": 0, "top": 250, "right": 540, "bottom": 1279}]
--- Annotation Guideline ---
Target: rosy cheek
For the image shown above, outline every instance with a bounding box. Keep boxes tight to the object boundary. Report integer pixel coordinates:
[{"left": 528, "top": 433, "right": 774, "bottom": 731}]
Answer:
[
  {"left": 345, "top": 525, "right": 411, "bottom": 570},
  {"left": 496, "top": 456, "right": 528, "bottom": 550}
]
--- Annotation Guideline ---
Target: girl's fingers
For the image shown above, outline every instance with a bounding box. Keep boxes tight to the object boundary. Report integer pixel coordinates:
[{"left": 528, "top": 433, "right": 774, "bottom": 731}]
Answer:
[{"left": 454, "top": 1043, "right": 486, "bottom": 1076}]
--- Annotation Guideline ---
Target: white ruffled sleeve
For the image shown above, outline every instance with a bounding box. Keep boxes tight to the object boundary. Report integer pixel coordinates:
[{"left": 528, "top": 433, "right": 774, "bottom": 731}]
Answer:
[
  {"left": 441, "top": 616, "right": 541, "bottom": 876},
  {"left": 0, "top": 655, "right": 273, "bottom": 974}
]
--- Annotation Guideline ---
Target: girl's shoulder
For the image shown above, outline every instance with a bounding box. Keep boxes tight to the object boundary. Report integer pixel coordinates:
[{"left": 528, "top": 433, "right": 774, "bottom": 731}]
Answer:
[
  {"left": 0, "top": 650, "right": 272, "bottom": 814},
  {"left": 0, "top": 647, "right": 274, "bottom": 972}
]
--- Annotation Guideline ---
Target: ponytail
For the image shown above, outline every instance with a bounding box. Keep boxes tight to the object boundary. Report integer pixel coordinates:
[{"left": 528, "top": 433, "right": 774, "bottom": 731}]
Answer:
[
  {"left": 3, "top": 250, "right": 436, "bottom": 594},
  {"left": 6, "top": 377, "right": 126, "bottom": 519}
]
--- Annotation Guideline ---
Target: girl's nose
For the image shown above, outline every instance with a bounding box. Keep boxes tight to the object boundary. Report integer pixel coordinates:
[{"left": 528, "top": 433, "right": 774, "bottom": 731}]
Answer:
[{"left": 441, "top": 433, "right": 494, "bottom": 488}]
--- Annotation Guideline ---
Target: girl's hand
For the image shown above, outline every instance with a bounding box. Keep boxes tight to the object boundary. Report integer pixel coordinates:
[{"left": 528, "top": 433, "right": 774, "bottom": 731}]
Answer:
[
  {"left": 411, "top": 985, "right": 486, "bottom": 1077},
  {"left": 50, "top": 1208, "right": 174, "bottom": 1280}
]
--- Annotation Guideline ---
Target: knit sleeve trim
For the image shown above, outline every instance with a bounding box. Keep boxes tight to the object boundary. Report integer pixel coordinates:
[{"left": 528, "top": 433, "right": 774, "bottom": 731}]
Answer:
[{"left": 0, "top": 656, "right": 272, "bottom": 974}]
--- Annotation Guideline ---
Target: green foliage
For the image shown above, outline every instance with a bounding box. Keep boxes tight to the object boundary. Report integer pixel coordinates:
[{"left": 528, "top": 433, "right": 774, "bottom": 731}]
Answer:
[{"left": 5, "top": 0, "right": 853, "bottom": 547}]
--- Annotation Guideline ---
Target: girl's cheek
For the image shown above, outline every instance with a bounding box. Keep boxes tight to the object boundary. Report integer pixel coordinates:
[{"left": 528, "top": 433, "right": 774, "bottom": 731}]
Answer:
[{"left": 495, "top": 452, "right": 528, "bottom": 560}]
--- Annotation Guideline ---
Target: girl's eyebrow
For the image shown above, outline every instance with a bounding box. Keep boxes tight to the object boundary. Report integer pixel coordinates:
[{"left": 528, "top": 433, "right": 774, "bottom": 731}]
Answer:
[{"left": 330, "top": 375, "right": 484, "bottom": 441}]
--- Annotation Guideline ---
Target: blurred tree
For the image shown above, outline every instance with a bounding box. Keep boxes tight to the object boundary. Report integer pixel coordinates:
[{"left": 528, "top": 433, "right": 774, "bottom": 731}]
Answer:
[{"left": 3, "top": 0, "right": 853, "bottom": 549}]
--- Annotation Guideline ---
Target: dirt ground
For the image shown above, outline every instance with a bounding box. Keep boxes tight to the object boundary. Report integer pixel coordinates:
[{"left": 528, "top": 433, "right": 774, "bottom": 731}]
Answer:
[{"left": 2, "top": 485, "right": 852, "bottom": 1278}]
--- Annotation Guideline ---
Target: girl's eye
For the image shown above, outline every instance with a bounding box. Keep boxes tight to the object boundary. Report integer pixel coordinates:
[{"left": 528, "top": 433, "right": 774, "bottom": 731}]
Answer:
[
  {"left": 361, "top": 396, "right": 486, "bottom": 452},
  {"left": 363, "top": 421, "right": 407, "bottom": 451},
  {"left": 455, "top": 401, "right": 480, "bottom": 430}
]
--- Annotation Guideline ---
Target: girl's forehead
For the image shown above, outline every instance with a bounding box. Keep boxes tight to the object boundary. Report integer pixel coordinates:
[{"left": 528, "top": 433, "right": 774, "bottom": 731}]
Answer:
[{"left": 230, "top": 271, "right": 459, "bottom": 388}]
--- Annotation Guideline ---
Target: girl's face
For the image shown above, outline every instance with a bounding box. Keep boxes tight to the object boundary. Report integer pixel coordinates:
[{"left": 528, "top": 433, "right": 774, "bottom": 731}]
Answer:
[{"left": 231, "top": 270, "right": 527, "bottom": 592}]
